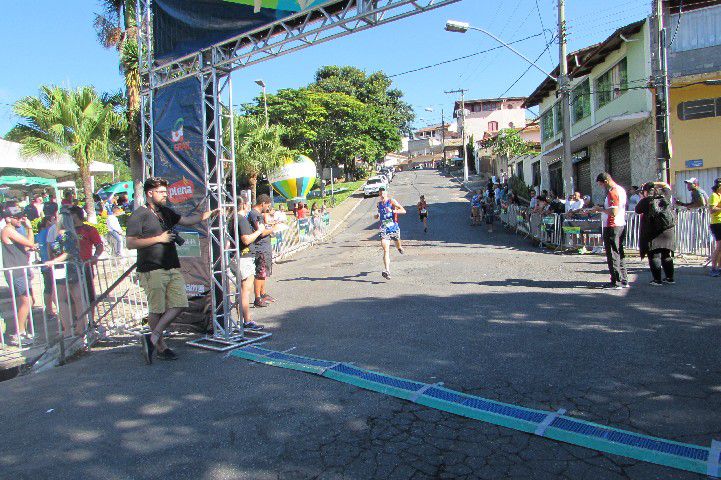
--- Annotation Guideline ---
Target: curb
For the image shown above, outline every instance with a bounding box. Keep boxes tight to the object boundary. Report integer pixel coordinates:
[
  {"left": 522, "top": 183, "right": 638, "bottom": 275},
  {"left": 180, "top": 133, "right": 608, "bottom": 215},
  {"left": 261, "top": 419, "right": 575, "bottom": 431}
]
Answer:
[{"left": 273, "top": 190, "right": 365, "bottom": 263}]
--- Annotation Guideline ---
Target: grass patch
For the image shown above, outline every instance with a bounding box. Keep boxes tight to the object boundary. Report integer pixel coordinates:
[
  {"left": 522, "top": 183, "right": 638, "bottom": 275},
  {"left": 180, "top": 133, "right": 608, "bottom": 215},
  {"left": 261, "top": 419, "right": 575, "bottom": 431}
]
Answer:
[{"left": 308, "top": 180, "right": 366, "bottom": 208}]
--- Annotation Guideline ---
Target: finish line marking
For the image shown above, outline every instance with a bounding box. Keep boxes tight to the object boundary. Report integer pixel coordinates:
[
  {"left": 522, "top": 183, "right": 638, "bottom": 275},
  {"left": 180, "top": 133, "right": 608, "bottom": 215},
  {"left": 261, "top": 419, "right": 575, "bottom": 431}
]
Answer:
[{"left": 231, "top": 346, "right": 718, "bottom": 478}]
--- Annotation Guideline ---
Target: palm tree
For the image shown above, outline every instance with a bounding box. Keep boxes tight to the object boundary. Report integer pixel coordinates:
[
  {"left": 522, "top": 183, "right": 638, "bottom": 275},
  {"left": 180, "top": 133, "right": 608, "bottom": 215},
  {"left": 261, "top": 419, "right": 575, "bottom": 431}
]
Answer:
[
  {"left": 234, "top": 115, "right": 290, "bottom": 202},
  {"left": 10, "top": 86, "right": 122, "bottom": 222},
  {"left": 94, "top": 0, "right": 142, "bottom": 204}
]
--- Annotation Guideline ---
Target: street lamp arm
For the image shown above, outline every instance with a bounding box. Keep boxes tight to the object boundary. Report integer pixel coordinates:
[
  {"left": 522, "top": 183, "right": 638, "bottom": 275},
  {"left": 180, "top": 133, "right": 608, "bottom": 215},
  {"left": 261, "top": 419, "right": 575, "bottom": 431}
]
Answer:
[{"left": 466, "top": 25, "right": 557, "bottom": 83}]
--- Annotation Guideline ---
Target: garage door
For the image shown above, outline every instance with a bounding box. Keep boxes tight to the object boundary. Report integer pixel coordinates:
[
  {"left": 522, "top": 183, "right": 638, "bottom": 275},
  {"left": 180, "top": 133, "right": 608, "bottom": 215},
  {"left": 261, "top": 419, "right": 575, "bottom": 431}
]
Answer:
[
  {"left": 574, "top": 159, "right": 592, "bottom": 197},
  {"left": 606, "top": 134, "right": 632, "bottom": 190}
]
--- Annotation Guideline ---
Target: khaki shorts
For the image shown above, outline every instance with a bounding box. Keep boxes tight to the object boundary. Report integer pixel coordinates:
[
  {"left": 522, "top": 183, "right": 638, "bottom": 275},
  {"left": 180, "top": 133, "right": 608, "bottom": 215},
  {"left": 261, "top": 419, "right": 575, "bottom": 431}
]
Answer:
[{"left": 138, "top": 268, "right": 189, "bottom": 314}]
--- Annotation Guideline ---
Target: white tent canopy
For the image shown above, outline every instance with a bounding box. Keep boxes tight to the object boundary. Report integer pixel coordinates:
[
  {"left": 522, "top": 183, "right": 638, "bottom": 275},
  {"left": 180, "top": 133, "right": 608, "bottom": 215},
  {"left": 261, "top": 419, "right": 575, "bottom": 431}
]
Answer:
[{"left": 0, "top": 138, "right": 114, "bottom": 180}]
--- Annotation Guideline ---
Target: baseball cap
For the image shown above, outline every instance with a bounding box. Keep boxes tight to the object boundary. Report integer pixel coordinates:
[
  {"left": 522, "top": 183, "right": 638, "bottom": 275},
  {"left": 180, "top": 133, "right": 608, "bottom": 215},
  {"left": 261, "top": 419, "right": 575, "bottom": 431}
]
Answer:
[
  {"left": 2, "top": 206, "right": 23, "bottom": 218},
  {"left": 713, "top": 177, "right": 721, "bottom": 189},
  {"left": 684, "top": 177, "right": 699, "bottom": 185}
]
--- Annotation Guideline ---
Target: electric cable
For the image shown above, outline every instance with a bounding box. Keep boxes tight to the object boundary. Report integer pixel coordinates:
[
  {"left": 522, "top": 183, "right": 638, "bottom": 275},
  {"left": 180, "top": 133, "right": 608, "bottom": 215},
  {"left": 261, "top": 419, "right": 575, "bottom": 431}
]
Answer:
[
  {"left": 497, "top": 34, "right": 558, "bottom": 99},
  {"left": 535, "top": 0, "right": 555, "bottom": 68},
  {"left": 388, "top": 32, "right": 545, "bottom": 78},
  {"left": 668, "top": 0, "right": 683, "bottom": 48}
]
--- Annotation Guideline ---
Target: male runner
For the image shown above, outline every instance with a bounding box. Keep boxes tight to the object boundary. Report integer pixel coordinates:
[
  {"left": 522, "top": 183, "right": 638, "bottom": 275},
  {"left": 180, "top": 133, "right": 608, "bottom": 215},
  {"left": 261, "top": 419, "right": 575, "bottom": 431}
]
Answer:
[
  {"left": 375, "top": 188, "right": 406, "bottom": 280},
  {"left": 417, "top": 195, "right": 429, "bottom": 233},
  {"left": 471, "top": 190, "right": 482, "bottom": 225}
]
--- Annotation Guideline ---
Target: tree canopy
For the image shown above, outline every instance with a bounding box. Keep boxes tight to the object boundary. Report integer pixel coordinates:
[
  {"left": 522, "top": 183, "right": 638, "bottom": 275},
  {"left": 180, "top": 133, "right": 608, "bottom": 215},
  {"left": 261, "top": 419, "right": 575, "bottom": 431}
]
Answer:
[{"left": 243, "top": 66, "right": 412, "bottom": 178}]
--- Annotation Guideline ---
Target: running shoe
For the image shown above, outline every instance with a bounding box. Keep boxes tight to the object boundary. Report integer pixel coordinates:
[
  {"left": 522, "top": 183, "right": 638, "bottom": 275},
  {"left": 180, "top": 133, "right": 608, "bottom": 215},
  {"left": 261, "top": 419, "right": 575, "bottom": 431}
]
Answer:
[
  {"left": 397, "top": 247, "right": 405, "bottom": 254},
  {"left": 649, "top": 280, "right": 664, "bottom": 287},
  {"left": 141, "top": 333, "right": 154, "bottom": 365},
  {"left": 156, "top": 348, "right": 178, "bottom": 361},
  {"left": 243, "top": 322, "right": 265, "bottom": 331},
  {"left": 663, "top": 278, "right": 675, "bottom": 284},
  {"left": 253, "top": 299, "right": 270, "bottom": 308},
  {"left": 261, "top": 294, "right": 276, "bottom": 303},
  {"left": 381, "top": 271, "right": 390, "bottom": 280},
  {"left": 621, "top": 282, "right": 630, "bottom": 289},
  {"left": 710, "top": 269, "right": 721, "bottom": 278},
  {"left": 602, "top": 283, "right": 622, "bottom": 290}
]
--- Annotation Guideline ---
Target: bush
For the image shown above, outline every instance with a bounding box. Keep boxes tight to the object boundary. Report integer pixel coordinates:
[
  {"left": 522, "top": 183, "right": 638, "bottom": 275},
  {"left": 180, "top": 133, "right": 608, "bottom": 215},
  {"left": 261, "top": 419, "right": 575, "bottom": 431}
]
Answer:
[{"left": 508, "top": 176, "right": 534, "bottom": 204}]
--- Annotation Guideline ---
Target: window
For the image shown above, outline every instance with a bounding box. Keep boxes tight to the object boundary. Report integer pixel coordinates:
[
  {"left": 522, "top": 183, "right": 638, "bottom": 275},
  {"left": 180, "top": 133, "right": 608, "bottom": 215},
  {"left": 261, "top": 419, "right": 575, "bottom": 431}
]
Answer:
[
  {"left": 517, "top": 160, "right": 524, "bottom": 183},
  {"left": 572, "top": 79, "right": 591, "bottom": 123},
  {"left": 482, "top": 102, "right": 499, "bottom": 111},
  {"left": 488, "top": 121, "right": 499, "bottom": 132},
  {"left": 541, "top": 109, "right": 554, "bottom": 142},
  {"left": 670, "top": 7, "right": 721, "bottom": 53},
  {"left": 553, "top": 102, "right": 562, "bottom": 134},
  {"left": 596, "top": 58, "right": 628, "bottom": 109},
  {"left": 532, "top": 161, "right": 541, "bottom": 187},
  {"left": 678, "top": 97, "right": 721, "bottom": 120}
]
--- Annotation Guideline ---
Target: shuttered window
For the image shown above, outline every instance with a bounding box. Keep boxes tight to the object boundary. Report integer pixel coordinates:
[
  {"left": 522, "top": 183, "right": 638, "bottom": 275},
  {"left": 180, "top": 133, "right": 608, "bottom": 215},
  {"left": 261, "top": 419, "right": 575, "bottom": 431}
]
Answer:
[
  {"left": 606, "top": 134, "right": 632, "bottom": 190},
  {"left": 677, "top": 97, "right": 721, "bottom": 120}
]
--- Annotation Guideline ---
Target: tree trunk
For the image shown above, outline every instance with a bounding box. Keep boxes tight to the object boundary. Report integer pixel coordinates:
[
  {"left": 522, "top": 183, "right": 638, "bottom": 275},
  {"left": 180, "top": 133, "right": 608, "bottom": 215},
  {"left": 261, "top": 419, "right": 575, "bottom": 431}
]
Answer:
[
  {"left": 249, "top": 174, "right": 258, "bottom": 204},
  {"left": 127, "top": 107, "right": 144, "bottom": 208},
  {"left": 80, "top": 164, "right": 97, "bottom": 224}
]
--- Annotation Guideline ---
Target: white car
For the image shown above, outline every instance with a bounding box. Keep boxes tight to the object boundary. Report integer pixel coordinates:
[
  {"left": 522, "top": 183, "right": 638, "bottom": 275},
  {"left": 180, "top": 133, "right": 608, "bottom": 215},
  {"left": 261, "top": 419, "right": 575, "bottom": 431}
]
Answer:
[{"left": 363, "top": 176, "right": 388, "bottom": 197}]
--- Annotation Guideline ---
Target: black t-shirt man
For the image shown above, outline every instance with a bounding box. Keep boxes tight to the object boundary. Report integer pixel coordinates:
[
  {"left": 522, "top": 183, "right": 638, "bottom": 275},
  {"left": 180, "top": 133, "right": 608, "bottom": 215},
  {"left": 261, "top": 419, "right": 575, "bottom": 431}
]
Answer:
[
  {"left": 228, "top": 214, "right": 258, "bottom": 259},
  {"left": 247, "top": 208, "right": 271, "bottom": 254},
  {"left": 126, "top": 205, "right": 181, "bottom": 272}
]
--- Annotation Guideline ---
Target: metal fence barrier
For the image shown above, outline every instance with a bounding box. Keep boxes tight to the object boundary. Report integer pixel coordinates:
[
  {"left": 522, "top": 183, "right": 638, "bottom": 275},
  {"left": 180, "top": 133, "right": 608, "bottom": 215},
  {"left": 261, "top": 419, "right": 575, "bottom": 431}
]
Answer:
[
  {"left": 1, "top": 212, "right": 334, "bottom": 371},
  {"left": 499, "top": 204, "right": 714, "bottom": 259}
]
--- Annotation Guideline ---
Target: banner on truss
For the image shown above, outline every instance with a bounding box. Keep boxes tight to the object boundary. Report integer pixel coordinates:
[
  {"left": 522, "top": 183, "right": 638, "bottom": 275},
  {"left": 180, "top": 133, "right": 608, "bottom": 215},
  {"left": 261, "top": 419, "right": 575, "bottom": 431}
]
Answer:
[
  {"left": 152, "top": 77, "right": 211, "bottom": 325},
  {"left": 152, "top": 0, "right": 349, "bottom": 62}
]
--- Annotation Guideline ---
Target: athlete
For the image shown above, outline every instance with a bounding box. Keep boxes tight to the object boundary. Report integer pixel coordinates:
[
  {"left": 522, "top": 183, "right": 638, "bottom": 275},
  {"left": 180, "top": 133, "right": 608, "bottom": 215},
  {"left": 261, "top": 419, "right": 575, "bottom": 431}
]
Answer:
[
  {"left": 471, "top": 190, "right": 482, "bottom": 225},
  {"left": 375, "top": 188, "right": 406, "bottom": 279},
  {"left": 417, "top": 195, "right": 429, "bottom": 233}
]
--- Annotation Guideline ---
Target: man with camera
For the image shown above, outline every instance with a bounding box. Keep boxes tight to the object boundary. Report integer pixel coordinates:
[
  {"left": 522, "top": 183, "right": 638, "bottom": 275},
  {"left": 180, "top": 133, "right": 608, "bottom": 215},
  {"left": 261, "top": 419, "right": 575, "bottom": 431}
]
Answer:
[{"left": 126, "top": 177, "right": 217, "bottom": 364}]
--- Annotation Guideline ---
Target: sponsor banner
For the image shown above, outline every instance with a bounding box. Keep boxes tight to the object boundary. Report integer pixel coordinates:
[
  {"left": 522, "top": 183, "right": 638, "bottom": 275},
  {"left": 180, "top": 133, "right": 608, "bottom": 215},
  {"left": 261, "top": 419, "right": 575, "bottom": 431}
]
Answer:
[
  {"left": 152, "top": 0, "right": 343, "bottom": 63},
  {"left": 153, "top": 78, "right": 210, "bottom": 323}
]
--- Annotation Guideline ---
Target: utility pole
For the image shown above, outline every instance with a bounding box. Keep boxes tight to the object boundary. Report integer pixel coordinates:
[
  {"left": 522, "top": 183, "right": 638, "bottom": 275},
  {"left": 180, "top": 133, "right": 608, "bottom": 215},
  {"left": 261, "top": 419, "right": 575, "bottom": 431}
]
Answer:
[
  {"left": 445, "top": 88, "right": 469, "bottom": 182},
  {"left": 558, "top": 0, "right": 574, "bottom": 197},
  {"left": 441, "top": 107, "right": 447, "bottom": 169},
  {"left": 653, "top": 0, "right": 671, "bottom": 183}
]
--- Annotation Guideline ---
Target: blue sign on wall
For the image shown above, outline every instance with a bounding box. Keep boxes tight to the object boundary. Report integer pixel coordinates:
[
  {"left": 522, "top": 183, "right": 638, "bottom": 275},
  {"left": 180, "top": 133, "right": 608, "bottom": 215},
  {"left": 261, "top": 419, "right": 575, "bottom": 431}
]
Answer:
[{"left": 686, "top": 159, "right": 704, "bottom": 168}]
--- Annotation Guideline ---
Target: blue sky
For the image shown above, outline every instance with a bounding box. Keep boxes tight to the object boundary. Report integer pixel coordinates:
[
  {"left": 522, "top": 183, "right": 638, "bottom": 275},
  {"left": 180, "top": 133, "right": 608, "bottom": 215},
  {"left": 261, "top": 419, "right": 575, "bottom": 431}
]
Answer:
[{"left": 0, "top": 0, "right": 651, "bottom": 135}]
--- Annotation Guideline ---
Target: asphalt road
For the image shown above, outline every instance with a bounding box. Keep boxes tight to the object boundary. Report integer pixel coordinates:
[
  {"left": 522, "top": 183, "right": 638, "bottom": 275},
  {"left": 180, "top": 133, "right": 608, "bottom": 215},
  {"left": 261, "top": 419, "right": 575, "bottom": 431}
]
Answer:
[{"left": 1, "top": 169, "right": 720, "bottom": 480}]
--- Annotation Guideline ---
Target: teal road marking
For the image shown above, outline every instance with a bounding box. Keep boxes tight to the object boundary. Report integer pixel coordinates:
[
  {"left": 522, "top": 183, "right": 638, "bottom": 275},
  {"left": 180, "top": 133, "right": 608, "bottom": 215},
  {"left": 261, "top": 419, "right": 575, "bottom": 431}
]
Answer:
[{"left": 231, "top": 346, "right": 718, "bottom": 477}]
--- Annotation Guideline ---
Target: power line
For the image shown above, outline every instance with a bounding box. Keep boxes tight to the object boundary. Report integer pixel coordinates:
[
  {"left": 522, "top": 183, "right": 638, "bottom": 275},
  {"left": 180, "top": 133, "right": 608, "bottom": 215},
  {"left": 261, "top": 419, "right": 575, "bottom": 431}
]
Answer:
[
  {"left": 498, "top": 35, "right": 558, "bottom": 99},
  {"left": 388, "top": 32, "right": 545, "bottom": 78},
  {"left": 535, "top": 0, "right": 555, "bottom": 68}
]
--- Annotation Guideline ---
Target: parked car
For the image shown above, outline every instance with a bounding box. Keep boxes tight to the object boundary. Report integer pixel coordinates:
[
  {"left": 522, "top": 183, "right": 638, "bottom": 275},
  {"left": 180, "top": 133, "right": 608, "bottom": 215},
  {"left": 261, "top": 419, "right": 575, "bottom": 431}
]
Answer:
[{"left": 363, "top": 176, "right": 388, "bottom": 197}]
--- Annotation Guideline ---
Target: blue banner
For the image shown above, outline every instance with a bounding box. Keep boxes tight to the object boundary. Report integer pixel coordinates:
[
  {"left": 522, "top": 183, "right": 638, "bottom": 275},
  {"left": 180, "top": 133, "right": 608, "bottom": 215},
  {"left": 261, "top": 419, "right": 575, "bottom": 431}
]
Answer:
[
  {"left": 153, "top": 77, "right": 210, "bottom": 301},
  {"left": 152, "top": 0, "right": 343, "bottom": 63}
]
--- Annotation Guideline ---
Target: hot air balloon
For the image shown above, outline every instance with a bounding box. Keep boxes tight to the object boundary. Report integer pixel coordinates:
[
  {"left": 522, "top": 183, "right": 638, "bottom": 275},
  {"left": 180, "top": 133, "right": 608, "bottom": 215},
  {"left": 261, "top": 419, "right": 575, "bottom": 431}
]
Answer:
[{"left": 268, "top": 154, "right": 317, "bottom": 201}]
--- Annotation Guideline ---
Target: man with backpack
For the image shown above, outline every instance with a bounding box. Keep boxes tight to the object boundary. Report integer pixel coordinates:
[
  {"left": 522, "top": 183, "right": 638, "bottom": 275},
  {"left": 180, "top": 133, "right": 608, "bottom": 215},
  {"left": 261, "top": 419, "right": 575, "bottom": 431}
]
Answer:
[{"left": 635, "top": 182, "right": 676, "bottom": 286}]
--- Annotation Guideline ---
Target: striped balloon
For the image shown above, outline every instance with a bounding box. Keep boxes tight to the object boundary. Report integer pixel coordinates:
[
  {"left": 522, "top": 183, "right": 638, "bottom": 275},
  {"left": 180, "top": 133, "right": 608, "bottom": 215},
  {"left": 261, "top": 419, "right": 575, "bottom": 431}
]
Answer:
[{"left": 268, "top": 154, "right": 317, "bottom": 201}]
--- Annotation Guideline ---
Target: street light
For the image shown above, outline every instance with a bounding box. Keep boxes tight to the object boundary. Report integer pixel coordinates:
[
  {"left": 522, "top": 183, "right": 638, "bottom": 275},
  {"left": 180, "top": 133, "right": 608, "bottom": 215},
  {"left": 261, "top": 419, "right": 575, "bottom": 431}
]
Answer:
[
  {"left": 445, "top": 20, "right": 557, "bottom": 82},
  {"left": 254, "top": 79, "right": 269, "bottom": 127}
]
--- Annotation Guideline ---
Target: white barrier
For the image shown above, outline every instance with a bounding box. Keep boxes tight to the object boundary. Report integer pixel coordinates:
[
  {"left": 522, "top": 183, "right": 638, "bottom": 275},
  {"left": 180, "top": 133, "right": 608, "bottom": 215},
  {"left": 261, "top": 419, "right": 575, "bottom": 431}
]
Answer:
[{"left": 499, "top": 206, "right": 714, "bottom": 259}]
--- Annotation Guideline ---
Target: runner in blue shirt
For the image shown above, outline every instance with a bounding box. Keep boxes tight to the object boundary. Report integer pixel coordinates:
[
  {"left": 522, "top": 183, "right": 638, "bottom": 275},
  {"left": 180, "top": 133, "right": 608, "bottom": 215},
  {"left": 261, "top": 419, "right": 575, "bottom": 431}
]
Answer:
[
  {"left": 374, "top": 188, "right": 406, "bottom": 280},
  {"left": 471, "top": 190, "right": 482, "bottom": 225}
]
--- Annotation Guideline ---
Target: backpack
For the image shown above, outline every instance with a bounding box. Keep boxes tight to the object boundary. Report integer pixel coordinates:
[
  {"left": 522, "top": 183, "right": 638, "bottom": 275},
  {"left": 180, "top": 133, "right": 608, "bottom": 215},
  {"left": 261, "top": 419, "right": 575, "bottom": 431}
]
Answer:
[{"left": 647, "top": 196, "right": 675, "bottom": 233}]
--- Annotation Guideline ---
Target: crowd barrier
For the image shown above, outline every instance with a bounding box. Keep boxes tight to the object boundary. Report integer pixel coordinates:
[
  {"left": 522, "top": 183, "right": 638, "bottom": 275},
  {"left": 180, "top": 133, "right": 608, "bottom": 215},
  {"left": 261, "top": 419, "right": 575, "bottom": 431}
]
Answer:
[
  {"left": 1, "top": 212, "right": 333, "bottom": 366},
  {"left": 499, "top": 204, "right": 714, "bottom": 258}
]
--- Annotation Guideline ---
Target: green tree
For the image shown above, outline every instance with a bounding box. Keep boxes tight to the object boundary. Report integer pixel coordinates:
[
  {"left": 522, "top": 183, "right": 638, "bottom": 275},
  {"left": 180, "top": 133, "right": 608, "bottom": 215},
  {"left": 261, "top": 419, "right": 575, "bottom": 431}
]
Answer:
[
  {"left": 312, "top": 66, "right": 414, "bottom": 135},
  {"left": 93, "top": 0, "right": 143, "bottom": 203},
  {"left": 482, "top": 128, "right": 535, "bottom": 161},
  {"left": 234, "top": 115, "right": 290, "bottom": 202},
  {"left": 246, "top": 87, "right": 398, "bottom": 178},
  {"left": 9, "top": 86, "right": 122, "bottom": 222}
]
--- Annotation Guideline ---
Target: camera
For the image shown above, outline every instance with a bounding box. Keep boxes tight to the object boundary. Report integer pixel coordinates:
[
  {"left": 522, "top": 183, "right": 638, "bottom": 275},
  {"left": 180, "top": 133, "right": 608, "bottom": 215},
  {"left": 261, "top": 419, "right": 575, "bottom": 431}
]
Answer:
[{"left": 171, "top": 228, "right": 186, "bottom": 246}]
